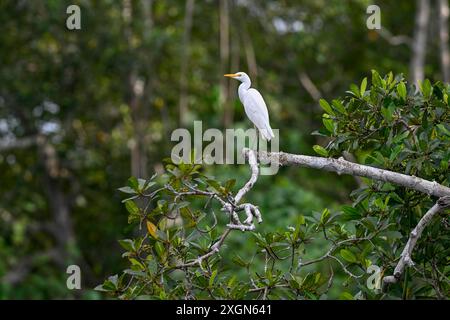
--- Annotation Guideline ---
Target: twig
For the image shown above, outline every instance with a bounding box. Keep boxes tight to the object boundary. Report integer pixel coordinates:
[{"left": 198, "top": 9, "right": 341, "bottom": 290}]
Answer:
[
  {"left": 298, "top": 236, "right": 371, "bottom": 276},
  {"left": 377, "top": 28, "right": 412, "bottom": 46},
  {"left": 176, "top": 229, "right": 232, "bottom": 268},
  {"left": 298, "top": 71, "right": 322, "bottom": 102}
]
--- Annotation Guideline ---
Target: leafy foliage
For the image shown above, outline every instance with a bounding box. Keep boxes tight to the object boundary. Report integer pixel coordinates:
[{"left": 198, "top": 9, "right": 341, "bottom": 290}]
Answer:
[
  {"left": 99, "top": 73, "right": 449, "bottom": 299},
  {"left": 1, "top": 0, "right": 449, "bottom": 300},
  {"left": 97, "top": 162, "right": 334, "bottom": 299}
]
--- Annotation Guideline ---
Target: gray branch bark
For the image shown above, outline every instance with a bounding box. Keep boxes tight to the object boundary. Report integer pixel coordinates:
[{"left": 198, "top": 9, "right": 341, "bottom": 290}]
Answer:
[{"left": 246, "top": 150, "right": 450, "bottom": 198}]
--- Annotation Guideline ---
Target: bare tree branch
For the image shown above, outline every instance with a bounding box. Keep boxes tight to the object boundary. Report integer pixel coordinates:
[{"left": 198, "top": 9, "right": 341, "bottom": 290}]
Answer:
[
  {"left": 176, "top": 147, "right": 450, "bottom": 279},
  {"left": 299, "top": 236, "right": 373, "bottom": 279},
  {"left": 377, "top": 28, "right": 412, "bottom": 46},
  {"left": 245, "top": 150, "right": 450, "bottom": 198},
  {"left": 235, "top": 149, "right": 259, "bottom": 203},
  {"left": 383, "top": 196, "right": 450, "bottom": 286},
  {"left": 342, "top": 151, "right": 365, "bottom": 188},
  {"left": 176, "top": 149, "right": 261, "bottom": 268},
  {"left": 298, "top": 71, "right": 322, "bottom": 101}
]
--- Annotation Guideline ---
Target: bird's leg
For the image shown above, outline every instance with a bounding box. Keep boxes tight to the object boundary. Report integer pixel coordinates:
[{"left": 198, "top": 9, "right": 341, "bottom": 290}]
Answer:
[{"left": 252, "top": 125, "right": 259, "bottom": 152}]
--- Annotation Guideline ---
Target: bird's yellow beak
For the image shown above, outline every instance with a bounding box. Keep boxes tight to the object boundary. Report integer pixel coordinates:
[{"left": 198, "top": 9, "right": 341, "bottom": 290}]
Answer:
[{"left": 224, "top": 73, "right": 239, "bottom": 78}]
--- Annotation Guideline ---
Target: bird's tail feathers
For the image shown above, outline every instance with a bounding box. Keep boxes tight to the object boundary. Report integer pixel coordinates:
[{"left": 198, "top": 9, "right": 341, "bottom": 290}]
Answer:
[{"left": 260, "top": 125, "right": 275, "bottom": 141}]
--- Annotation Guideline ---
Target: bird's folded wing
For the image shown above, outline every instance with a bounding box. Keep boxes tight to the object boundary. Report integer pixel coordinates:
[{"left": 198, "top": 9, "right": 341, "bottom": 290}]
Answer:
[{"left": 243, "top": 89, "right": 270, "bottom": 130}]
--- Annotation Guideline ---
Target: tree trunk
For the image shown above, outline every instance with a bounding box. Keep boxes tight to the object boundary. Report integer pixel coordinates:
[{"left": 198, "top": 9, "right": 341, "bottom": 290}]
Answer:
[
  {"left": 36, "top": 135, "right": 75, "bottom": 265},
  {"left": 123, "top": 0, "right": 149, "bottom": 179},
  {"left": 240, "top": 21, "right": 258, "bottom": 84},
  {"left": 439, "top": 0, "right": 450, "bottom": 82},
  {"left": 179, "top": 0, "right": 195, "bottom": 126},
  {"left": 220, "top": 0, "right": 231, "bottom": 128},
  {"left": 410, "top": 0, "right": 430, "bottom": 85},
  {"left": 227, "top": 24, "right": 240, "bottom": 124}
]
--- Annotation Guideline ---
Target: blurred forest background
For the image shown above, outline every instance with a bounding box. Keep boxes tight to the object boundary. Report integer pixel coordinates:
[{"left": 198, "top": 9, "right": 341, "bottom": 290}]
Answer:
[{"left": 0, "top": 0, "right": 448, "bottom": 299}]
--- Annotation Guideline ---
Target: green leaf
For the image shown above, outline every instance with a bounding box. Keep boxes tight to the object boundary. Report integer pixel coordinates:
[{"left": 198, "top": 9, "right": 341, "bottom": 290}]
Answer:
[
  {"left": 371, "top": 70, "right": 382, "bottom": 87},
  {"left": 332, "top": 99, "right": 347, "bottom": 115},
  {"left": 340, "top": 292, "right": 354, "bottom": 300},
  {"left": 118, "top": 186, "right": 137, "bottom": 194},
  {"left": 94, "top": 284, "right": 109, "bottom": 292},
  {"left": 322, "top": 114, "right": 335, "bottom": 133},
  {"left": 420, "top": 79, "right": 432, "bottom": 98},
  {"left": 128, "top": 177, "right": 139, "bottom": 191},
  {"left": 340, "top": 249, "right": 357, "bottom": 263},
  {"left": 125, "top": 200, "right": 139, "bottom": 215},
  {"left": 360, "top": 77, "right": 367, "bottom": 96},
  {"left": 207, "top": 179, "right": 223, "bottom": 193},
  {"left": 232, "top": 255, "right": 249, "bottom": 267},
  {"left": 320, "top": 208, "right": 331, "bottom": 224},
  {"left": 437, "top": 124, "right": 450, "bottom": 136},
  {"left": 154, "top": 242, "right": 165, "bottom": 259},
  {"left": 223, "top": 179, "right": 236, "bottom": 191},
  {"left": 392, "top": 130, "right": 409, "bottom": 144},
  {"left": 387, "top": 71, "right": 394, "bottom": 86},
  {"left": 381, "top": 102, "right": 395, "bottom": 122},
  {"left": 397, "top": 81, "right": 407, "bottom": 99},
  {"left": 389, "top": 145, "right": 403, "bottom": 161},
  {"left": 118, "top": 239, "right": 134, "bottom": 251},
  {"left": 297, "top": 215, "right": 306, "bottom": 225},
  {"left": 349, "top": 84, "right": 361, "bottom": 98},
  {"left": 313, "top": 145, "right": 328, "bottom": 157},
  {"left": 173, "top": 201, "right": 190, "bottom": 210},
  {"left": 319, "top": 99, "right": 335, "bottom": 116},
  {"left": 129, "top": 258, "right": 145, "bottom": 270},
  {"left": 341, "top": 205, "right": 361, "bottom": 221},
  {"left": 209, "top": 269, "right": 218, "bottom": 287}
]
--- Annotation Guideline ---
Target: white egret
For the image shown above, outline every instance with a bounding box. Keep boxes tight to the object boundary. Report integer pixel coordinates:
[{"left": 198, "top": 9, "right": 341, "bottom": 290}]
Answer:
[{"left": 224, "top": 72, "right": 274, "bottom": 141}]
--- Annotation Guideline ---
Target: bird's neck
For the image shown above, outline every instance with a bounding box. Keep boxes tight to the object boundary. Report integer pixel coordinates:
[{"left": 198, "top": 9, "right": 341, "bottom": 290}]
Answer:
[{"left": 238, "top": 80, "right": 251, "bottom": 101}]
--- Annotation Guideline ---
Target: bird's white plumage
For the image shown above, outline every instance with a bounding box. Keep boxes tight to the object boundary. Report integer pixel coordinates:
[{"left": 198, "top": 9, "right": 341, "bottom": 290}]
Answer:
[
  {"left": 241, "top": 89, "right": 273, "bottom": 140},
  {"left": 226, "top": 72, "right": 274, "bottom": 140}
]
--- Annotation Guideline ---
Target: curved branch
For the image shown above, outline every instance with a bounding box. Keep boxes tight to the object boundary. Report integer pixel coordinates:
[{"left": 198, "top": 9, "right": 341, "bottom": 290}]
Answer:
[
  {"left": 383, "top": 196, "right": 450, "bottom": 286},
  {"left": 175, "top": 149, "right": 261, "bottom": 268},
  {"left": 235, "top": 149, "right": 259, "bottom": 203}
]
